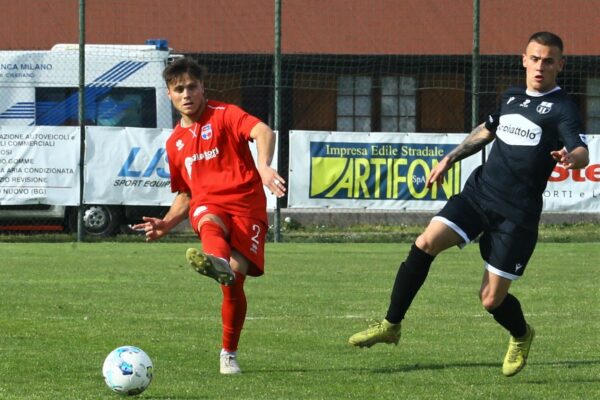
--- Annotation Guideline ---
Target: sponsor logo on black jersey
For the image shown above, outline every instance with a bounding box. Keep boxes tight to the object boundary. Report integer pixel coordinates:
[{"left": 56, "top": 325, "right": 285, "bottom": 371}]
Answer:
[{"left": 496, "top": 114, "right": 542, "bottom": 146}]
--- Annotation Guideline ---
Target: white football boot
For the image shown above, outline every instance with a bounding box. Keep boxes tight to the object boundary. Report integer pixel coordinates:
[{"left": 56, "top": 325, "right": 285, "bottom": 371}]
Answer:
[{"left": 219, "top": 352, "right": 242, "bottom": 375}]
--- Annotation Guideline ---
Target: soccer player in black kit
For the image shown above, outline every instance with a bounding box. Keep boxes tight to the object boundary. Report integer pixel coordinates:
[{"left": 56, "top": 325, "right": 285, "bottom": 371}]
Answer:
[{"left": 348, "top": 32, "right": 589, "bottom": 377}]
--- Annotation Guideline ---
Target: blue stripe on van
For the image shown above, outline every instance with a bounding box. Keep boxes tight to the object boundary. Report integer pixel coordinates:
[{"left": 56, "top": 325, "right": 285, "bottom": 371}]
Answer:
[
  {"left": 0, "top": 102, "right": 35, "bottom": 119},
  {"left": 0, "top": 61, "right": 149, "bottom": 125}
]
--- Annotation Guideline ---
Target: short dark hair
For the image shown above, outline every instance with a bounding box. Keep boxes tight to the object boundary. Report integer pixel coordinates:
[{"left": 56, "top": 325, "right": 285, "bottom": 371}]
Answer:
[
  {"left": 162, "top": 57, "right": 207, "bottom": 86},
  {"left": 527, "top": 31, "right": 564, "bottom": 53}
]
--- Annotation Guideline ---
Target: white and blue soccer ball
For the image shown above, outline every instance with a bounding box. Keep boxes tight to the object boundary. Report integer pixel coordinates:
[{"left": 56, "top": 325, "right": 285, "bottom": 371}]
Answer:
[{"left": 102, "top": 346, "right": 153, "bottom": 396}]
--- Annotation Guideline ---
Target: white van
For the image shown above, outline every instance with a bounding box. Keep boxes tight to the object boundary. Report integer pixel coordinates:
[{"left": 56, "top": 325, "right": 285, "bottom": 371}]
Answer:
[{"left": 0, "top": 40, "right": 174, "bottom": 235}]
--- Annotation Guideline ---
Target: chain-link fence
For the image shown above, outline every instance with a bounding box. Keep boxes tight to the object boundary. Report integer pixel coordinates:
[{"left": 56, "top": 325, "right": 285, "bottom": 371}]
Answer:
[{"left": 0, "top": 0, "right": 598, "bottom": 237}]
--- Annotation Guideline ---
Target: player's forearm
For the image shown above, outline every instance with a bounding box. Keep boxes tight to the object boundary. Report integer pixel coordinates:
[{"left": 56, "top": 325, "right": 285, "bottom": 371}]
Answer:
[
  {"left": 162, "top": 192, "right": 190, "bottom": 230},
  {"left": 251, "top": 122, "right": 276, "bottom": 168},
  {"left": 445, "top": 123, "right": 495, "bottom": 164},
  {"left": 568, "top": 146, "right": 590, "bottom": 169}
]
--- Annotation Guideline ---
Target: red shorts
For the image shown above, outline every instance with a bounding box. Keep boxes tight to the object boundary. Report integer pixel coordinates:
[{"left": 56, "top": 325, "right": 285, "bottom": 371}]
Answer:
[{"left": 190, "top": 205, "right": 267, "bottom": 277}]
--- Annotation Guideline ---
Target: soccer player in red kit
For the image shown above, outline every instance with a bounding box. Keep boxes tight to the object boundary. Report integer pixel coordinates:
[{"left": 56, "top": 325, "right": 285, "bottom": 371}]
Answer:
[{"left": 133, "top": 57, "right": 285, "bottom": 375}]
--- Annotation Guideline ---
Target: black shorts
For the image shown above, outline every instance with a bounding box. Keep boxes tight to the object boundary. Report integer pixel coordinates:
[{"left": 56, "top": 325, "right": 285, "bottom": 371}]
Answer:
[{"left": 433, "top": 194, "right": 538, "bottom": 280}]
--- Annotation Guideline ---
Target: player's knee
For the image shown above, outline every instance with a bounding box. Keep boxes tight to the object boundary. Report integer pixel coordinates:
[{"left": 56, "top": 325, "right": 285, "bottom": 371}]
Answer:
[
  {"left": 414, "top": 234, "right": 440, "bottom": 256},
  {"left": 479, "top": 290, "right": 503, "bottom": 311},
  {"left": 415, "top": 223, "right": 460, "bottom": 256}
]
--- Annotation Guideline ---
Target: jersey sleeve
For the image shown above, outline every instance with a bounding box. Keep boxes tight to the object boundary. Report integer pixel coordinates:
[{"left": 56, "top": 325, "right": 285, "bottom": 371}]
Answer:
[
  {"left": 484, "top": 92, "right": 506, "bottom": 132},
  {"left": 223, "top": 104, "right": 262, "bottom": 141},
  {"left": 484, "top": 109, "right": 501, "bottom": 132},
  {"left": 557, "top": 101, "right": 588, "bottom": 152}
]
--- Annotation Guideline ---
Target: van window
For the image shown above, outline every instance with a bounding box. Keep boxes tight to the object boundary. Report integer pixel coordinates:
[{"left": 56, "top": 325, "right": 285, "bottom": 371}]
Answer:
[{"left": 35, "top": 87, "right": 157, "bottom": 128}]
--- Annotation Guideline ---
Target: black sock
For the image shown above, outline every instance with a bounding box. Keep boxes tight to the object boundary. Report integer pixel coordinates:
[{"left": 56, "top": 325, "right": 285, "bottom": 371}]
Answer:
[
  {"left": 385, "top": 244, "right": 435, "bottom": 324},
  {"left": 488, "top": 293, "right": 527, "bottom": 338}
]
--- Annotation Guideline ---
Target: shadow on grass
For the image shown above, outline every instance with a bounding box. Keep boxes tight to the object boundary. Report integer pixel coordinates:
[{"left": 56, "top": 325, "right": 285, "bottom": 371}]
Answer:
[
  {"left": 249, "top": 359, "right": 600, "bottom": 377},
  {"left": 145, "top": 397, "right": 210, "bottom": 400},
  {"left": 371, "top": 358, "right": 600, "bottom": 374}
]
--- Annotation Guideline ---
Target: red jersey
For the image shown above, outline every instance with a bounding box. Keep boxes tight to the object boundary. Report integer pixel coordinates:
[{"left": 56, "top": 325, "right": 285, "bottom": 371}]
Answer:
[{"left": 166, "top": 100, "right": 267, "bottom": 222}]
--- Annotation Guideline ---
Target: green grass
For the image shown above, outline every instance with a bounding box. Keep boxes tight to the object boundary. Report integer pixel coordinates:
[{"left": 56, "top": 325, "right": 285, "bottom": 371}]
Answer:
[
  {"left": 1, "top": 222, "right": 599, "bottom": 243},
  {"left": 0, "top": 242, "right": 598, "bottom": 399},
  {"left": 278, "top": 222, "right": 600, "bottom": 243}
]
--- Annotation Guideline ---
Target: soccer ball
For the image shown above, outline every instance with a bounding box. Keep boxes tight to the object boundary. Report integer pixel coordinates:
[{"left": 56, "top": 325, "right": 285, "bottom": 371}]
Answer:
[{"left": 102, "top": 346, "right": 153, "bottom": 396}]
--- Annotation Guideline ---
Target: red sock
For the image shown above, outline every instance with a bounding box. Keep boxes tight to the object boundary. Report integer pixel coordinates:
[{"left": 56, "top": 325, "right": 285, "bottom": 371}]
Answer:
[
  {"left": 221, "top": 272, "right": 247, "bottom": 352},
  {"left": 199, "top": 221, "right": 230, "bottom": 260}
]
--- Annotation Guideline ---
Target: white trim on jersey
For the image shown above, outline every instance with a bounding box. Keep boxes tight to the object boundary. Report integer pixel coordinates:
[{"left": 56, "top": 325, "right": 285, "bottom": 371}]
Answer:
[{"left": 525, "top": 86, "right": 561, "bottom": 97}]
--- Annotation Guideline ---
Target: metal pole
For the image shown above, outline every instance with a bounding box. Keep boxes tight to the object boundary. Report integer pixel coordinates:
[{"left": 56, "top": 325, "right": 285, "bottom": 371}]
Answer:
[
  {"left": 273, "top": 0, "right": 282, "bottom": 242},
  {"left": 77, "top": 0, "right": 86, "bottom": 241},
  {"left": 472, "top": 0, "right": 484, "bottom": 163}
]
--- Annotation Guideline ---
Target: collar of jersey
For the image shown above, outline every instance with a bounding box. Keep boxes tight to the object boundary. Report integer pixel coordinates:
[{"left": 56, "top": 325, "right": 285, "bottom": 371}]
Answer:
[{"left": 526, "top": 86, "right": 561, "bottom": 97}]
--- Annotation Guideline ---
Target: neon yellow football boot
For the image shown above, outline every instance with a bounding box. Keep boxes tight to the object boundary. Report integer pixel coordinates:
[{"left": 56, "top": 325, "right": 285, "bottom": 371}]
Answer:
[
  {"left": 502, "top": 324, "right": 535, "bottom": 377},
  {"left": 186, "top": 248, "right": 235, "bottom": 286},
  {"left": 348, "top": 319, "right": 401, "bottom": 348}
]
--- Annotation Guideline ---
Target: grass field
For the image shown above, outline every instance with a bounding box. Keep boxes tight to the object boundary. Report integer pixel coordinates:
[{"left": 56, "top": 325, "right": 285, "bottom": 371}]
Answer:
[{"left": 0, "top": 241, "right": 598, "bottom": 399}]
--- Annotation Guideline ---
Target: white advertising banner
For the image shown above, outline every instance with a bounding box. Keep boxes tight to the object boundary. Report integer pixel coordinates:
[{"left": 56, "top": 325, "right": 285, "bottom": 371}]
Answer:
[
  {"left": 84, "top": 127, "right": 174, "bottom": 205},
  {"left": 3, "top": 126, "right": 595, "bottom": 213},
  {"left": 84, "top": 126, "right": 278, "bottom": 210},
  {"left": 289, "top": 131, "right": 600, "bottom": 213},
  {"left": 0, "top": 126, "right": 80, "bottom": 205},
  {"left": 288, "top": 131, "right": 480, "bottom": 210},
  {"left": 542, "top": 134, "right": 600, "bottom": 212}
]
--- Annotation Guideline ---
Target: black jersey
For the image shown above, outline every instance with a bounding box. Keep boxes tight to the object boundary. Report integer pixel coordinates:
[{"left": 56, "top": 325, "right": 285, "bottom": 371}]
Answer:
[{"left": 463, "top": 86, "right": 587, "bottom": 230}]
